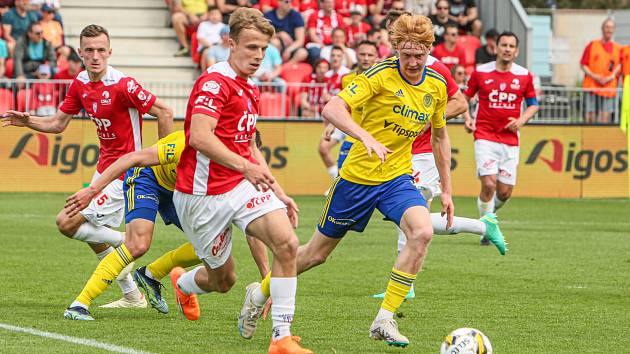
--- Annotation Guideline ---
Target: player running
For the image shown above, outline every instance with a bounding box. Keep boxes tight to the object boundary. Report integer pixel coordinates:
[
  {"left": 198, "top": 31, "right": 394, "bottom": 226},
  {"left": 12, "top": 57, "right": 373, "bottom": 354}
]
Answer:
[
  {"left": 167, "top": 8, "right": 311, "bottom": 354},
  {"left": 62, "top": 130, "right": 271, "bottom": 321},
  {"left": 463, "top": 32, "right": 539, "bottom": 233},
  {"left": 245, "top": 14, "right": 453, "bottom": 348},
  {"left": 1, "top": 24, "right": 173, "bottom": 310}
]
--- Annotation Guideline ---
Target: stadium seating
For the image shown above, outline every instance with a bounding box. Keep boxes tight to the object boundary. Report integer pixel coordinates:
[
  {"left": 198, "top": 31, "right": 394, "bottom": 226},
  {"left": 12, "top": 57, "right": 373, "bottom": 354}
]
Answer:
[
  {"left": 457, "top": 35, "right": 481, "bottom": 75},
  {"left": 0, "top": 88, "right": 14, "bottom": 111},
  {"left": 280, "top": 63, "right": 312, "bottom": 115},
  {"left": 16, "top": 89, "right": 35, "bottom": 112},
  {"left": 259, "top": 91, "right": 289, "bottom": 118}
]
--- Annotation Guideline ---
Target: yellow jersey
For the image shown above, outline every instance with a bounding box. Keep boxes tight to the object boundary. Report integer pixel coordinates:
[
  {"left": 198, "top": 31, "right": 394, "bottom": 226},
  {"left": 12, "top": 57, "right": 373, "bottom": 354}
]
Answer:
[
  {"left": 337, "top": 57, "right": 447, "bottom": 185},
  {"left": 150, "top": 130, "right": 185, "bottom": 191},
  {"left": 341, "top": 71, "right": 360, "bottom": 144}
]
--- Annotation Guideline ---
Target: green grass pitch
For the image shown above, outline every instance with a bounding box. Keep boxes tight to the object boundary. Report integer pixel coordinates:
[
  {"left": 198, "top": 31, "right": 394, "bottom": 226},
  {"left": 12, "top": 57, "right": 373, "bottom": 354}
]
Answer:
[{"left": 0, "top": 192, "right": 629, "bottom": 353}]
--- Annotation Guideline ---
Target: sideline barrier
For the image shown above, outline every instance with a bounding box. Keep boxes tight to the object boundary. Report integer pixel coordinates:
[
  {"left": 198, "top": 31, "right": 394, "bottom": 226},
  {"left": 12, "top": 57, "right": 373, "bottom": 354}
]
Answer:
[{"left": 1, "top": 120, "right": 627, "bottom": 198}]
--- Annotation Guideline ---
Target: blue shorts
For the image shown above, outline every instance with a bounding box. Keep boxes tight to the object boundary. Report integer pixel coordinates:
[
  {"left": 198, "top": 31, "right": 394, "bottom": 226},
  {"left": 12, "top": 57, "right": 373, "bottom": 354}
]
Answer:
[
  {"left": 317, "top": 174, "right": 427, "bottom": 238},
  {"left": 123, "top": 167, "right": 182, "bottom": 230},
  {"left": 337, "top": 140, "right": 353, "bottom": 169}
]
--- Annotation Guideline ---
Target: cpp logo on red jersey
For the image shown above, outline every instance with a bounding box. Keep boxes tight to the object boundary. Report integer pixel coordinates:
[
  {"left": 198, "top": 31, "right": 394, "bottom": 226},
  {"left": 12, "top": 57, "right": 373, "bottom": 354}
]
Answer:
[
  {"left": 210, "top": 227, "right": 232, "bottom": 257},
  {"left": 246, "top": 194, "right": 272, "bottom": 209},
  {"left": 488, "top": 89, "right": 517, "bottom": 110}
]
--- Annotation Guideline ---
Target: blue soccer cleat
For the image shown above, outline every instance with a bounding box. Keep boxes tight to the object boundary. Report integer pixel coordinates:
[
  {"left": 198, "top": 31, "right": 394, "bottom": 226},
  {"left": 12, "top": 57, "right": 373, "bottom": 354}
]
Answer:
[
  {"left": 63, "top": 306, "right": 94, "bottom": 321},
  {"left": 133, "top": 266, "right": 168, "bottom": 314}
]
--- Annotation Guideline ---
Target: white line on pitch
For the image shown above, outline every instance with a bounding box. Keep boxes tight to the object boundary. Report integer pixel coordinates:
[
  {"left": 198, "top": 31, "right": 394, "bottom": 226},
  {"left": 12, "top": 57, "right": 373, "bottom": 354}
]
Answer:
[{"left": 0, "top": 323, "right": 154, "bottom": 354}]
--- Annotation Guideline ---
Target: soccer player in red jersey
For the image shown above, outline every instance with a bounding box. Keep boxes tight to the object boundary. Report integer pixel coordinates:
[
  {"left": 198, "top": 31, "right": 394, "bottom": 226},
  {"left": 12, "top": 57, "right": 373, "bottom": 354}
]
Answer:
[
  {"left": 464, "top": 31, "right": 539, "bottom": 223},
  {"left": 169, "top": 8, "right": 311, "bottom": 354},
  {"left": 1, "top": 24, "right": 173, "bottom": 312}
]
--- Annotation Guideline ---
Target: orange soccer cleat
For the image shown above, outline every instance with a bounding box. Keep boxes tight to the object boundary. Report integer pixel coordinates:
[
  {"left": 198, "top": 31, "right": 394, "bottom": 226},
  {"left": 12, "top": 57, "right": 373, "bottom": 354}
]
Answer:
[
  {"left": 169, "top": 267, "right": 200, "bottom": 321},
  {"left": 268, "top": 336, "right": 314, "bottom": 354}
]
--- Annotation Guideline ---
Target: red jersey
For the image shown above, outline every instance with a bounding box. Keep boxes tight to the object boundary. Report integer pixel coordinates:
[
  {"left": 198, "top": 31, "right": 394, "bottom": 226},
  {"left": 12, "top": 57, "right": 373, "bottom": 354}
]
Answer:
[
  {"left": 412, "top": 56, "right": 459, "bottom": 154},
  {"left": 176, "top": 62, "right": 260, "bottom": 196},
  {"left": 307, "top": 9, "right": 343, "bottom": 46},
  {"left": 335, "top": 0, "right": 368, "bottom": 18},
  {"left": 347, "top": 21, "right": 371, "bottom": 45},
  {"left": 325, "top": 66, "right": 351, "bottom": 95},
  {"left": 432, "top": 43, "right": 467, "bottom": 70},
  {"left": 464, "top": 61, "right": 537, "bottom": 146},
  {"left": 302, "top": 73, "right": 327, "bottom": 114},
  {"left": 59, "top": 66, "right": 156, "bottom": 174}
]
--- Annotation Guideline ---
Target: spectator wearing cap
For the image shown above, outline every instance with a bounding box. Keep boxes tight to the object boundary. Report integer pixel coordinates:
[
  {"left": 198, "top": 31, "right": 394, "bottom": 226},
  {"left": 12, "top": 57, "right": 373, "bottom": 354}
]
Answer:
[
  {"left": 31, "top": 0, "right": 64, "bottom": 25},
  {"left": 265, "top": 0, "right": 308, "bottom": 63},
  {"left": 13, "top": 21, "right": 56, "bottom": 79},
  {"left": 448, "top": 0, "right": 481, "bottom": 37},
  {"left": 32, "top": 63, "right": 58, "bottom": 116},
  {"left": 475, "top": 28, "right": 498, "bottom": 65},
  {"left": 2, "top": 0, "right": 39, "bottom": 54},
  {"left": 203, "top": 26, "right": 230, "bottom": 70},
  {"left": 320, "top": 27, "right": 356, "bottom": 68},
  {"left": 39, "top": 4, "right": 63, "bottom": 49},
  {"left": 432, "top": 22, "right": 466, "bottom": 70},
  {"left": 171, "top": 0, "right": 208, "bottom": 57},
  {"left": 430, "top": 0, "right": 457, "bottom": 46},
  {"left": 196, "top": 7, "right": 226, "bottom": 61},
  {"left": 306, "top": 0, "right": 343, "bottom": 65},
  {"left": 346, "top": 7, "right": 371, "bottom": 47}
]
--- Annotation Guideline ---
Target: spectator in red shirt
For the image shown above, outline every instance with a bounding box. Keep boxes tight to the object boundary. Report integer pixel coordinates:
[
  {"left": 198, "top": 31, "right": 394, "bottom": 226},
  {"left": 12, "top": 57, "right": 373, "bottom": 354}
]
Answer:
[
  {"left": 335, "top": 0, "right": 368, "bottom": 24},
  {"left": 306, "top": 0, "right": 343, "bottom": 65},
  {"left": 346, "top": 7, "right": 371, "bottom": 47},
  {"left": 432, "top": 23, "right": 466, "bottom": 70},
  {"left": 300, "top": 58, "right": 330, "bottom": 117}
]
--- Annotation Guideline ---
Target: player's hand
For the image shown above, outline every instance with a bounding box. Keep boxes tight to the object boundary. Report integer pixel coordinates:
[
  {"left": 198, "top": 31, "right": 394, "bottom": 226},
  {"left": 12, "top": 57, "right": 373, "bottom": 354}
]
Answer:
[
  {"left": 360, "top": 134, "right": 392, "bottom": 163},
  {"left": 243, "top": 162, "right": 275, "bottom": 192},
  {"left": 261, "top": 297, "right": 273, "bottom": 320},
  {"left": 440, "top": 192, "right": 455, "bottom": 229},
  {"left": 65, "top": 186, "right": 97, "bottom": 217},
  {"left": 464, "top": 118, "right": 476, "bottom": 133},
  {"left": 504, "top": 117, "right": 522, "bottom": 132},
  {"left": 1, "top": 110, "right": 30, "bottom": 127},
  {"left": 281, "top": 195, "right": 300, "bottom": 228},
  {"left": 322, "top": 123, "right": 336, "bottom": 141}
]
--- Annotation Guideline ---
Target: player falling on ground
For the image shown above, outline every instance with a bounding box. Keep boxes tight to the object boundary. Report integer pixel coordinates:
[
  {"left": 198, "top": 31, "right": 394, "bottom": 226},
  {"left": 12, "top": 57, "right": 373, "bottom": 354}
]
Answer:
[
  {"left": 245, "top": 14, "right": 453, "bottom": 348},
  {"left": 463, "top": 31, "right": 539, "bottom": 243},
  {"left": 1, "top": 24, "right": 173, "bottom": 310},
  {"left": 167, "top": 8, "right": 312, "bottom": 354},
  {"left": 63, "top": 130, "right": 272, "bottom": 320}
]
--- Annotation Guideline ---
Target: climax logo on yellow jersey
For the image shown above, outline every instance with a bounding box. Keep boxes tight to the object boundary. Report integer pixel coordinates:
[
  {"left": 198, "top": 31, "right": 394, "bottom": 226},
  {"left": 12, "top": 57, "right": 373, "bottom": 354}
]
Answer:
[{"left": 392, "top": 104, "right": 430, "bottom": 123}]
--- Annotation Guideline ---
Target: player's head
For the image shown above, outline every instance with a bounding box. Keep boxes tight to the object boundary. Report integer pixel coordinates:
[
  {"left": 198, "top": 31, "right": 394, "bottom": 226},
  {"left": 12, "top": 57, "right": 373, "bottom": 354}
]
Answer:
[
  {"left": 444, "top": 23, "right": 459, "bottom": 45},
  {"left": 390, "top": 14, "right": 434, "bottom": 81},
  {"left": 496, "top": 31, "right": 519, "bottom": 64},
  {"left": 356, "top": 40, "right": 378, "bottom": 72},
  {"left": 330, "top": 46, "right": 344, "bottom": 70},
  {"left": 227, "top": 8, "right": 275, "bottom": 78},
  {"left": 78, "top": 24, "right": 111, "bottom": 77},
  {"left": 601, "top": 18, "right": 615, "bottom": 41}
]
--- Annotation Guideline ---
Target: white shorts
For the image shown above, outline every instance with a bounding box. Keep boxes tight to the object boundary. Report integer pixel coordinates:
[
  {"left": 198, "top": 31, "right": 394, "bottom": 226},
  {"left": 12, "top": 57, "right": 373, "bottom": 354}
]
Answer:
[
  {"left": 411, "top": 153, "right": 441, "bottom": 201},
  {"left": 173, "top": 180, "right": 286, "bottom": 269},
  {"left": 80, "top": 171, "right": 125, "bottom": 227},
  {"left": 474, "top": 139, "right": 519, "bottom": 185},
  {"left": 330, "top": 128, "right": 346, "bottom": 143}
]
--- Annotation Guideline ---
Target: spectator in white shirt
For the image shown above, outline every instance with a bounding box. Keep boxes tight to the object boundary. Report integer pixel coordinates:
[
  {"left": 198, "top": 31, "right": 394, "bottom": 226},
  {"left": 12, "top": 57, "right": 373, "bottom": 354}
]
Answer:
[
  {"left": 196, "top": 7, "right": 226, "bottom": 59},
  {"left": 320, "top": 27, "right": 356, "bottom": 69}
]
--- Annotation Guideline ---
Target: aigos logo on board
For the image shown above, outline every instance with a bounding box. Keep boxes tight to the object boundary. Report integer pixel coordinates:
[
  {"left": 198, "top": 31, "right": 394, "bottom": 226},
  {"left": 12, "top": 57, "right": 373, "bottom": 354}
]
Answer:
[
  {"left": 9, "top": 133, "right": 99, "bottom": 174},
  {"left": 525, "top": 139, "right": 627, "bottom": 180}
]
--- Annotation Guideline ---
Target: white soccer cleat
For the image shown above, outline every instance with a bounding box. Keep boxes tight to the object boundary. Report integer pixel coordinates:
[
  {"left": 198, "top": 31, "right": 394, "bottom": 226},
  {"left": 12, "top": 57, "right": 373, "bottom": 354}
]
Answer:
[
  {"left": 369, "top": 318, "right": 410, "bottom": 348},
  {"left": 238, "top": 282, "right": 263, "bottom": 339},
  {"left": 99, "top": 293, "right": 147, "bottom": 309}
]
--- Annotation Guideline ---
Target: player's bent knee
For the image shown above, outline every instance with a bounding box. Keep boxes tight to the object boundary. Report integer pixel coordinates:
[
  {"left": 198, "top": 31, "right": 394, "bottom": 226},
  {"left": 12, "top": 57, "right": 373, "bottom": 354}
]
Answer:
[
  {"left": 126, "top": 239, "right": 151, "bottom": 259},
  {"left": 272, "top": 234, "right": 298, "bottom": 260},
  {"left": 55, "top": 212, "right": 77, "bottom": 238},
  {"left": 497, "top": 189, "right": 512, "bottom": 201},
  {"left": 406, "top": 225, "right": 433, "bottom": 248}
]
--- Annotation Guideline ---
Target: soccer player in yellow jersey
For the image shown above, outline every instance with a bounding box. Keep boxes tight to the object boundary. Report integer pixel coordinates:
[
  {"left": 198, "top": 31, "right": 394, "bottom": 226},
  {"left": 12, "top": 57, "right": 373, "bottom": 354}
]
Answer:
[
  {"left": 247, "top": 14, "right": 455, "bottom": 347},
  {"left": 62, "top": 131, "right": 274, "bottom": 321}
]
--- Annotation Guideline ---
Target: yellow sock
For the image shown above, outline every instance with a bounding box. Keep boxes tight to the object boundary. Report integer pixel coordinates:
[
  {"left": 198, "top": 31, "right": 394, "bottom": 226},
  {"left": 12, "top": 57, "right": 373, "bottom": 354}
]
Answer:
[
  {"left": 146, "top": 242, "right": 200, "bottom": 280},
  {"left": 381, "top": 268, "right": 416, "bottom": 313},
  {"left": 76, "top": 244, "right": 134, "bottom": 307},
  {"left": 260, "top": 272, "right": 271, "bottom": 298}
]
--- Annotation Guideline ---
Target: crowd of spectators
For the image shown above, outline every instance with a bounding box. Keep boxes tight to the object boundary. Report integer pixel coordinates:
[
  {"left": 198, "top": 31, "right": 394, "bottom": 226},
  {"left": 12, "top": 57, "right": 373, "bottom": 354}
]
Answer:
[{"left": 169, "top": 0, "right": 490, "bottom": 117}]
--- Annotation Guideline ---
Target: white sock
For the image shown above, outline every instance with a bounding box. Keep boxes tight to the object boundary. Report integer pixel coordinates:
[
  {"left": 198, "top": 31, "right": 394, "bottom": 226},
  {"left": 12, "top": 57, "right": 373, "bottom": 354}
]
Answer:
[
  {"left": 431, "top": 213, "right": 486, "bottom": 236},
  {"left": 252, "top": 286, "right": 267, "bottom": 307},
  {"left": 396, "top": 227, "right": 406, "bottom": 254},
  {"left": 270, "top": 277, "right": 296, "bottom": 341},
  {"left": 326, "top": 165, "right": 338, "bottom": 178},
  {"left": 375, "top": 307, "right": 394, "bottom": 321},
  {"left": 70, "top": 300, "right": 88, "bottom": 310},
  {"left": 177, "top": 266, "right": 208, "bottom": 295},
  {"left": 493, "top": 193, "right": 507, "bottom": 212},
  {"left": 95, "top": 246, "right": 114, "bottom": 261},
  {"left": 73, "top": 223, "right": 124, "bottom": 247},
  {"left": 477, "top": 197, "right": 494, "bottom": 217}
]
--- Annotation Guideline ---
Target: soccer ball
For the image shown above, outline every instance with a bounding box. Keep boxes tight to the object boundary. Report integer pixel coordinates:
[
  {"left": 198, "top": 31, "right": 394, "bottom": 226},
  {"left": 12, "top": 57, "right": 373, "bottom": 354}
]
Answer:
[{"left": 439, "top": 327, "right": 493, "bottom": 354}]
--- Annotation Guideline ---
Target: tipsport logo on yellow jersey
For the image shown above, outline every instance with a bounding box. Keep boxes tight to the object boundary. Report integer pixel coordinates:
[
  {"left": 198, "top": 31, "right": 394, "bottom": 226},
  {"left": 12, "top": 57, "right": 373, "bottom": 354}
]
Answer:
[{"left": 383, "top": 120, "right": 421, "bottom": 139}]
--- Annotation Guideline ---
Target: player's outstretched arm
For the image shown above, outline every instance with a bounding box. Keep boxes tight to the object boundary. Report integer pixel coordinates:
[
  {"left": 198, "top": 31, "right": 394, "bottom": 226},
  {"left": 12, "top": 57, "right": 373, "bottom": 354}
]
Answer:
[
  {"left": 322, "top": 96, "right": 392, "bottom": 162},
  {"left": 65, "top": 146, "right": 160, "bottom": 216},
  {"left": 431, "top": 125, "right": 454, "bottom": 228},
  {"left": 1, "top": 110, "right": 73, "bottom": 134},
  {"left": 189, "top": 113, "right": 275, "bottom": 190},
  {"left": 148, "top": 98, "right": 174, "bottom": 139}
]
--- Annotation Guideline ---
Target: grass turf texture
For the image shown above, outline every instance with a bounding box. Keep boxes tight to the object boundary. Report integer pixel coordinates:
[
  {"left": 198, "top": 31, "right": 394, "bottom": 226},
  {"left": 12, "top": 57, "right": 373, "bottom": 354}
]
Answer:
[{"left": 0, "top": 192, "right": 629, "bottom": 353}]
